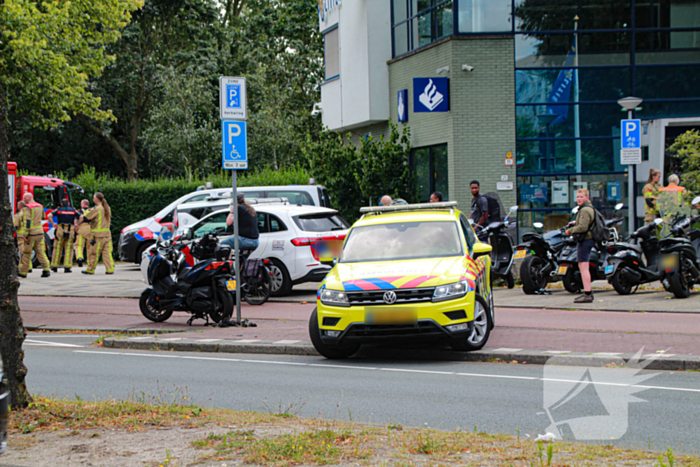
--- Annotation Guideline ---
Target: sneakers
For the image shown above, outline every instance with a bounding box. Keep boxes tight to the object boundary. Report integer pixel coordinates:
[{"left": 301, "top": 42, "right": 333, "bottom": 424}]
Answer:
[
  {"left": 41, "top": 271, "right": 51, "bottom": 278},
  {"left": 574, "top": 293, "right": 594, "bottom": 303},
  {"left": 81, "top": 270, "right": 94, "bottom": 275}
]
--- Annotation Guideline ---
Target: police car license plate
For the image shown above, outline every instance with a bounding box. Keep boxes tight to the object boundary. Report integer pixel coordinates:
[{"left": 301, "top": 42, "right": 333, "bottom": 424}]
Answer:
[
  {"left": 605, "top": 264, "right": 614, "bottom": 275},
  {"left": 365, "top": 307, "right": 417, "bottom": 325},
  {"left": 514, "top": 249, "right": 528, "bottom": 259},
  {"left": 557, "top": 265, "right": 568, "bottom": 275},
  {"left": 226, "top": 280, "right": 236, "bottom": 291}
]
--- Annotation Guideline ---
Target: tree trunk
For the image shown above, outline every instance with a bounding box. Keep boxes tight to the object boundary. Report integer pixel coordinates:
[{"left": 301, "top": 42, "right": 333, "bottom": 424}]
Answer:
[
  {"left": 79, "top": 116, "right": 139, "bottom": 181},
  {"left": 0, "top": 81, "right": 32, "bottom": 409}
]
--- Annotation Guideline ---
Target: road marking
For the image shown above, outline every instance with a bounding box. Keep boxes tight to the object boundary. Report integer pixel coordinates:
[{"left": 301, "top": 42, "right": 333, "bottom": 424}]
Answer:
[
  {"left": 273, "top": 340, "right": 301, "bottom": 344},
  {"left": 25, "top": 339, "right": 83, "bottom": 348},
  {"left": 491, "top": 348, "right": 523, "bottom": 352},
  {"left": 72, "top": 350, "right": 700, "bottom": 394},
  {"left": 230, "top": 340, "right": 260, "bottom": 343},
  {"left": 543, "top": 350, "right": 571, "bottom": 354},
  {"left": 196, "top": 339, "right": 222, "bottom": 343}
]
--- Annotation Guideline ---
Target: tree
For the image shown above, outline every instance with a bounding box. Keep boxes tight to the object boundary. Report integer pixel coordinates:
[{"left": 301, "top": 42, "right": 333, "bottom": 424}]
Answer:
[
  {"left": 670, "top": 129, "right": 700, "bottom": 195},
  {"left": 80, "top": 0, "right": 220, "bottom": 180},
  {"left": 0, "top": 0, "right": 141, "bottom": 408}
]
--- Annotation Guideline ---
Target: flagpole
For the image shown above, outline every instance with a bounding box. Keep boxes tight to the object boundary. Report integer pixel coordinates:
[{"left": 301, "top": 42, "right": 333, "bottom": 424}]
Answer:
[{"left": 574, "top": 15, "right": 582, "bottom": 175}]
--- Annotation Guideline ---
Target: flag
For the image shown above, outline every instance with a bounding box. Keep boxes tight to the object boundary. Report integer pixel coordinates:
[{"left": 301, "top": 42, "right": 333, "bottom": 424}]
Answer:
[{"left": 546, "top": 46, "right": 576, "bottom": 125}]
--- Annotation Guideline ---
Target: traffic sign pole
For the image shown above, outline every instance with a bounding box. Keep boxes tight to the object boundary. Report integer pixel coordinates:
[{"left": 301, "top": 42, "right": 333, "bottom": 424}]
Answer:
[
  {"left": 621, "top": 117, "right": 641, "bottom": 234},
  {"left": 220, "top": 77, "right": 248, "bottom": 326}
]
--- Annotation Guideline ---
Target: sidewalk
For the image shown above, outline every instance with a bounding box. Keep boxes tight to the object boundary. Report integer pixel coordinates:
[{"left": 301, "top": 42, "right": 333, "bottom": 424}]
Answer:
[{"left": 19, "top": 295, "right": 700, "bottom": 370}]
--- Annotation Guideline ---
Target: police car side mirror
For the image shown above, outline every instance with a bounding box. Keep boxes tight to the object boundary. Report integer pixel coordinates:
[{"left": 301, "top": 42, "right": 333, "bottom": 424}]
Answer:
[
  {"left": 184, "top": 228, "right": 193, "bottom": 240},
  {"left": 472, "top": 242, "right": 493, "bottom": 260}
]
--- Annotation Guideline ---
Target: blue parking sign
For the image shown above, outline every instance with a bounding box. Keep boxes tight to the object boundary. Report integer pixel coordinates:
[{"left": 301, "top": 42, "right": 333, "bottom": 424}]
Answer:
[
  {"left": 621, "top": 119, "right": 641, "bottom": 149},
  {"left": 222, "top": 120, "right": 248, "bottom": 170},
  {"left": 226, "top": 84, "right": 240, "bottom": 109}
]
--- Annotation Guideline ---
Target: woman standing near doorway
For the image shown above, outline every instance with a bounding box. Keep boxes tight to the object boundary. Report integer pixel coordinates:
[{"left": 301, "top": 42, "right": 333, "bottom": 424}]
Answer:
[{"left": 642, "top": 169, "right": 662, "bottom": 225}]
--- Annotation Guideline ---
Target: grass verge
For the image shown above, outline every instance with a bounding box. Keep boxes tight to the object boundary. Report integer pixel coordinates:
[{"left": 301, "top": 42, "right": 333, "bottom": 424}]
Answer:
[{"left": 9, "top": 397, "right": 700, "bottom": 466}]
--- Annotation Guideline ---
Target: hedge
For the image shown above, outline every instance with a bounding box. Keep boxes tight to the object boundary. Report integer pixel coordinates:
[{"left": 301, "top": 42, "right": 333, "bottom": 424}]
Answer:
[{"left": 41, "top": 166, "right": 312, "bottom": 256}]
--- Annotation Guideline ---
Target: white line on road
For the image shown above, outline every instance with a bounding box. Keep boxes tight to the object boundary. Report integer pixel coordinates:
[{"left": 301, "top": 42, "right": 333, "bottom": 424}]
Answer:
[
  {"left": 72, "top": 350, "right": 700, "bottom": 394},
  {"left": 26, "top": 339, "right": 83, "bottom": 348}
]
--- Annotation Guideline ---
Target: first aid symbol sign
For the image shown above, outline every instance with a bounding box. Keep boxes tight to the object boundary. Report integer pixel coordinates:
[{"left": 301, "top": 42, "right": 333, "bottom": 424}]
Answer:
[{"left": 222, "top": 120, "right": 248, "bottom": 170}]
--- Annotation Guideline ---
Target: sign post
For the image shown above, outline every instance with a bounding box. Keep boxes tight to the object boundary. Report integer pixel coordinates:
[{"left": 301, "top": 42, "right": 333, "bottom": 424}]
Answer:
[
  {"left": 621, "top": 118, "right": 641, "bottom": 234},
  {"left": 220, "top": 77, "right": 247, "bottom": 325}
]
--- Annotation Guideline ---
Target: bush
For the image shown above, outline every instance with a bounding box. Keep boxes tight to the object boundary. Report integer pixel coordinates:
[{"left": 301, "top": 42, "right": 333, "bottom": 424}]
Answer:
[{"left": 51, "top": 166, "right": 311, "bottom": 255}]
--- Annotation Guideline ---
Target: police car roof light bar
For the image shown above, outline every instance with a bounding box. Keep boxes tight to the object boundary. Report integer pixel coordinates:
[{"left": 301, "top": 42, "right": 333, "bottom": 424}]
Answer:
[{"left": 359, "top": 201, "right": 458, "bottom": 213}]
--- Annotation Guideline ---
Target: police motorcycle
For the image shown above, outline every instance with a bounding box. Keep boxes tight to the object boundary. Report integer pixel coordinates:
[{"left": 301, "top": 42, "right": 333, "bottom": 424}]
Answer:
[
  {"left": 476, "top": 206, "right": 518, "bottom": 288},
  {"left": 516, "top": 222, "right": 568, "bottom": 294},
  {"left": 557, "top": 203, "right": 625, "bottom": 294},
  {"left": 139, "top": 228, "right": 236, "bottom": 325},
  {"left": 657, "top": 197, "right": 700, "bottom": 299},
  {"left": 604, "top": 218, "right": 664, "bottom": 295}
]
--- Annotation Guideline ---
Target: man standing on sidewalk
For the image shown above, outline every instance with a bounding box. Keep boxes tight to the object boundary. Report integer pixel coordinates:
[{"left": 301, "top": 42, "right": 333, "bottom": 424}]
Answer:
[
  {"left": 566, "top": 188, "right": 595, "bottom": 303},
  {"left": 18, "top": 193, "right": 51, "bottom": 278}
]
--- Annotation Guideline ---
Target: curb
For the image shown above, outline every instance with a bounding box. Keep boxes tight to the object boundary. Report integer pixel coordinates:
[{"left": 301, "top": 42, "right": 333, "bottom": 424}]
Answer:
[
  {"left": 102, "top": 337, "right": 700, "bottom": 370},
  {"left": 26, "top": 325, "right": 185, "bottom": 334}
]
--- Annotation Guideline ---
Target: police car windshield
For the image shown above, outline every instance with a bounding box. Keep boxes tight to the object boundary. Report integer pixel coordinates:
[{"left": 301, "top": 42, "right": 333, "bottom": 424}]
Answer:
[{"left": 341, "top": 221, "right": 463, "bottom": 263}]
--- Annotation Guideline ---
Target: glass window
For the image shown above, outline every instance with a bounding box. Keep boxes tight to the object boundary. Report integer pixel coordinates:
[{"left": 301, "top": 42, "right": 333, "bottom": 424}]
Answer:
[
  {"left": 342, "top": 221, "right": 463, "bottom": 262},
  {"left": 257, "top": 213, "right": 268, "bottom": 234},
  {"left": 516, "top": 103, "right": 624, "bottom": 139},
  {"left": 412, "top": 148, "right": 431, "bottom": 201},
  {"left": 269, "top": 214, "right": 288, "bottom": 232},
  {"left": 266, "top": 191, "right": 314, "bottom": 205},
  {"left": 514, "top": 0, "right": 631, "bottom": 32},
  {"left": 436, "top": 1, "right": 454, "bottom": 39},
  {"left": 294, "top": 213, "right": 348, "bottom": 232},
  {"left": 460, "top": 215, "right": 478, "bottom": 254},
  {"left": 324, "top": 28, "right": 339, "bottom": 80},
  {"left": 635, "top": 65, "right": 700, "bottom": 100},
  {"left": 515, "top": 32, "right": 631, "bottom": 68},
  {"left": 636, "top": 0, "right": 700, "bottom": 29},
  {"left": 183, "top": 194, "right": 211, "bottom": 204},
  {"left": 394, "top": 0, "right": 408, "bottom": 21},
  {"left": 411, "top": 144, "right": 449, "bottom": 202},
  {"left": 458, "top": 0, "right": 511, "bottom": 33},
  {"left": 192, "top": 212, "right": 228, "bottom": 239},
  {"left": 516, "top": 68, "right": 631, "bottom": 104},
  {"left": 636, "top": 32, "right": 700, "bottom": 64}
]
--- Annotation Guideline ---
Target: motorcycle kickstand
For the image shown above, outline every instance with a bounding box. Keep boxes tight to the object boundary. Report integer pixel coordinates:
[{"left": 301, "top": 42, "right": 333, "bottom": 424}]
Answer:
[{"left": 535, "top": 288, "right": 552, "bottom": 295}]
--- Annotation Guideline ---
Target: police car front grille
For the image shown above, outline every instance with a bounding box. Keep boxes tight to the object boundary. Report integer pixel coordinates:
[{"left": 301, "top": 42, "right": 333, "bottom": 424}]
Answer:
[{"left": 346, "top": 287, "right": 435, "bottom": 306}]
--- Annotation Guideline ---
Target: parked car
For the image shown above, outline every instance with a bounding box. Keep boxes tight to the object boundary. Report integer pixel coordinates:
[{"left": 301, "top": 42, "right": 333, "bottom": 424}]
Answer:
[
  {"left": 309, "top": 201, "right": 495, "bottom": 359},
  {"left": 141, "top": 203, "right": 349, "bottom": 296},
  {"left": 119, "top": 184, "right": 331, "bottom": 263}
]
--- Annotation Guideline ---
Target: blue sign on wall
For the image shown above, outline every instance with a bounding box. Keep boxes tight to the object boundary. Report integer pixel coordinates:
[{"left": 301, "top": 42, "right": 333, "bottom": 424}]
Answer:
[
  {"left": 607, "top": 181, "right": 622, "bottom": 201},
  {"left": 398, "top": 89, "right": 408, "bottom": 122},
  {"left": 222, "top": 120, "right": 248, "bottom": 170},
  {"left": 226, "top": 84, "right": 241, "bottom": 109},
  {"left": 520, "top": 183, "right": 548, "bottom": 203},
  {"left": 413, "top": 78, "right": 449, "bottom": 113}
]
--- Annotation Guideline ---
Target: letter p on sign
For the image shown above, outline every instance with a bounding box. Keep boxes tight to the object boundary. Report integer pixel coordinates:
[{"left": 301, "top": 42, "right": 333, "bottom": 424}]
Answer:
[{"left": 228, "top": 123, "right": 241, "bottom": 143}]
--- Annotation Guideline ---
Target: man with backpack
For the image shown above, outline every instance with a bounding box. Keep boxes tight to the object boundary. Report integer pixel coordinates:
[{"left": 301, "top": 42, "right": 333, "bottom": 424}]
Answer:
[
  {"left": 566, "top": 188, "right": 597, "bottom": 303},
  {"left": 470, "top": 181, "right": 500, "bottom": 240}
]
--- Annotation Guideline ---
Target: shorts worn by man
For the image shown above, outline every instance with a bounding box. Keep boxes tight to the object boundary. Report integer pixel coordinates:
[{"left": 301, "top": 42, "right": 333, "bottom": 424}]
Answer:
[{"left": 18, "top": 195, "right": 51, "bottom": 278}]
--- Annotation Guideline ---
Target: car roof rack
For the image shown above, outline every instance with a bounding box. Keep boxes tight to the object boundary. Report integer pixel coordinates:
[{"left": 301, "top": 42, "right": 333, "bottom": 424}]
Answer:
[{"left": 359, "top": 201, "right": 458, "bottom": 215}]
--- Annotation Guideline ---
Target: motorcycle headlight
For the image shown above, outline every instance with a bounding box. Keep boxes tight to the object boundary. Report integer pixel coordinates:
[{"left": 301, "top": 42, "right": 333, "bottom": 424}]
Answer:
[
  {"left": 433, "top": 281, "right": 468, "bottom": 302},
  {"left": 320, "top": 289, "right": 349, "bottom": 307}
]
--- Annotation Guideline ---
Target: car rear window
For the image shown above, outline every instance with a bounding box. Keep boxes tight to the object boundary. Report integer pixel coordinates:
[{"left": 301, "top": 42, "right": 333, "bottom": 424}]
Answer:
[
  {"left": 267, "top": 191, "right": 314, "bottom": 206},
  {"left": 293, "top": 213, "right": 348, "bottom": 232}
]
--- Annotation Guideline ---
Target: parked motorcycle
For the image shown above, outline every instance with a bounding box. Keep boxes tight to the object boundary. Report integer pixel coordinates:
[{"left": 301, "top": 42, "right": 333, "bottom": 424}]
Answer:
[
  {"left": 477, "top": 206, "right": 518, "bottom": 289},
  {"left": 658, "top": 197, "right": 700, "bottom": 298},
  {"left": 139, "top": 231, "right": 235, "bottom": 325},
  {"left": 604, "top": 218, "right": 664, "bottom": 295},
  {"left": 558, "top": 203, "right": 625, "bottom": 294},
  {"left": 517, "top": 222, "right": 568, "bottom": 294}
]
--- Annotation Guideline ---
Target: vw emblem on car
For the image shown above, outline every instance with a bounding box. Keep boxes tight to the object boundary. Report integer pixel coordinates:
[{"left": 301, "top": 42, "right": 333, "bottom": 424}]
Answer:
[{"left": 383, "top": 291, "right": 397, "bottom": 304}]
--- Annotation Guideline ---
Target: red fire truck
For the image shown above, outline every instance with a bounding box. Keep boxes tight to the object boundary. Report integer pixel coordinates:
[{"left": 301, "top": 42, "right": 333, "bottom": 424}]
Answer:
[{"left": 8, "top": 161, "right": 84, "bottom": 264}]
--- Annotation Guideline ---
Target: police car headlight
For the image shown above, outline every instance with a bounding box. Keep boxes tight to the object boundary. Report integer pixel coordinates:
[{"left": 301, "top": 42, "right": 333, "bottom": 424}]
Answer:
[
  {"left": 433, "top": 281, "right": 468, "bottom": 302},
  {"left": 320, "top": 289, "right": 349, "bottom": 307}
]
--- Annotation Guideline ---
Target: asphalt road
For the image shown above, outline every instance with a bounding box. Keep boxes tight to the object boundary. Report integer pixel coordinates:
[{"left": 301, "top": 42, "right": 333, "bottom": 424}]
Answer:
[{"left": 23, "top": 335, "right": 700, "bottom": 455}]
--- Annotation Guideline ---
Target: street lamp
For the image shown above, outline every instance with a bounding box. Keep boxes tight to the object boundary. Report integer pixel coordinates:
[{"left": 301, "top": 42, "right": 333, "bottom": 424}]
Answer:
[
  {"left": 537, "top": 113, "right": 558, "bottom": 171},
  {"left": 617, "top": 96, "right": 643, "bottom": 234}
]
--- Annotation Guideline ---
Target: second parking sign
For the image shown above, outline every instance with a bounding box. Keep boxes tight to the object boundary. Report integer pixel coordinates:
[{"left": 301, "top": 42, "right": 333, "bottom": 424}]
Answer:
[{"left": 222, "top": 120, "right": 247, "bottom": 169}]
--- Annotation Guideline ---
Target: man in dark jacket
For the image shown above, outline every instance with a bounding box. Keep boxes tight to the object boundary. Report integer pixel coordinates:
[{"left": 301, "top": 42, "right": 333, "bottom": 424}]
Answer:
[{"left": 566, "top": 188, "right": 595, "bottom": 303}]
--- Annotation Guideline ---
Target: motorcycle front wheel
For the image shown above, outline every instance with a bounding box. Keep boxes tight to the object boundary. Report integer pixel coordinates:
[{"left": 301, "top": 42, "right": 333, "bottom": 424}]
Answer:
[
  {"left": 139, "top": 289, "right": 174, "bottom": 322},
  {"left": 244, "top": 267, "right": 272, "bottom": 306},
  {"left": 209, "top": 285, "right": 235, "bottom": 323}
]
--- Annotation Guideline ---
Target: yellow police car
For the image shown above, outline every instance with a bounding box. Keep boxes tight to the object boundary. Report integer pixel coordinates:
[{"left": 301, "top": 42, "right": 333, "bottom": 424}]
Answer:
[{"left": 309, "top": 201, "right": 494, "bottom": 359}]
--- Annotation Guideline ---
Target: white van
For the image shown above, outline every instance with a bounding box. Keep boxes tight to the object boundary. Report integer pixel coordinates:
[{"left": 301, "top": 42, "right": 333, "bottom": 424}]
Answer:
[{"left": 118, "top": 184, "right": 330, "bottom": 263}]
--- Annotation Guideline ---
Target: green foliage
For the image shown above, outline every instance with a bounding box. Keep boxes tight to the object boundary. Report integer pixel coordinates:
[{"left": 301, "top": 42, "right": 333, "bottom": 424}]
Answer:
[
  {"left": 66, "top": 166, "right": 310, "bottom": 250},
  {"left": 670, "top": 129, "right": 700, "bottom": 194},
  {"left": 305, "top": 121, "right": 416, "bottom": 223}
]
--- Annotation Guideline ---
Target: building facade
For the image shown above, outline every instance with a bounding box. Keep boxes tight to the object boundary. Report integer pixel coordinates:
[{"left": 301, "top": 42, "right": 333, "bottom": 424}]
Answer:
[{"left": 318, "top": 0, "right": 700, "bottom": 236}]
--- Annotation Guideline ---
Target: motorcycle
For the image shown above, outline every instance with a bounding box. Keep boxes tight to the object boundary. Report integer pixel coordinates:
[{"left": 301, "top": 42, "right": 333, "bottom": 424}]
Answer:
[
  {"left": 516, "top": 222, "right": 568, "bottom": 294},
  {"left": 139, "top": 231, "right": 236, "bottom": 325},
  {"left": 604, "top": 218, "right": 664, "bottom": 295},
  {"left": 658, "top": 197, "right": 700, "bottom": 298},
  {"left": 477, "top": 206, "right": 518, "bottom": 289},
  {"left": 557, "top": 203, "right": 625, "bottom": 294}
]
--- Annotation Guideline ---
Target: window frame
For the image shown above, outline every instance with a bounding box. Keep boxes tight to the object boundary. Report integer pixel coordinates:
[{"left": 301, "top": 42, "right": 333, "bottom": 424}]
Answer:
[{"left": 323, "top": 25, "right": 340, "bottom": 82}]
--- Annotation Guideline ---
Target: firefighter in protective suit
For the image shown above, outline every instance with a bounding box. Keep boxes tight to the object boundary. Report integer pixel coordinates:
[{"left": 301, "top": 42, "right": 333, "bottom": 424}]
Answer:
[
  {"left": 81, "top": 192, "right": 114, "bottom": 275},
  {"left": 74, "top": 199, "right": 92, "bottom": 267},
  {"left": 18, "top": 193, "right": 51, "bottom": 278},
  {"left": 13, "top": 201, "right": 32, "bottom": 273},
  {"left": 48, "top": 199, "right": 80, "bottom": 273}
]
